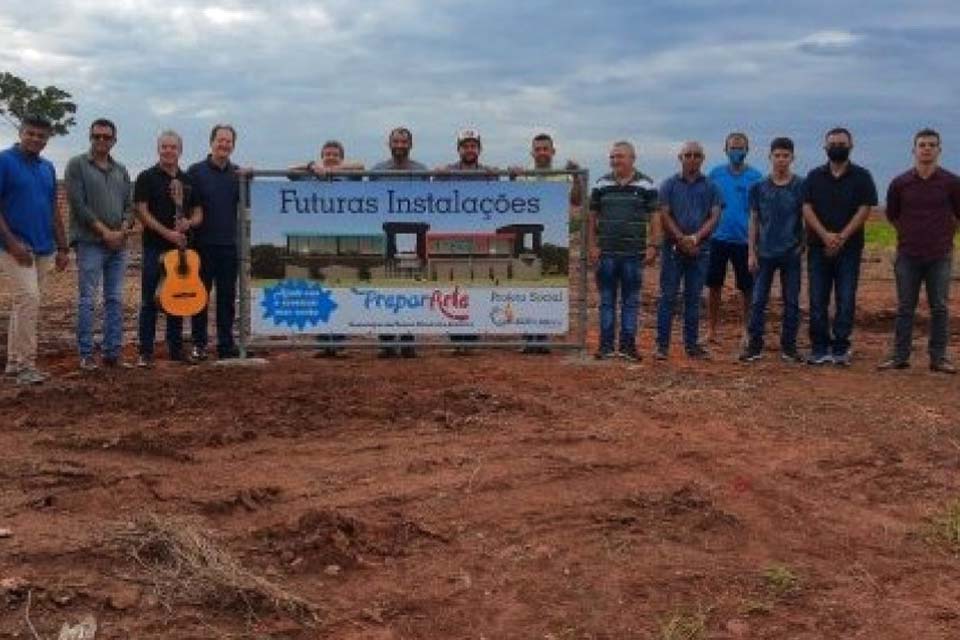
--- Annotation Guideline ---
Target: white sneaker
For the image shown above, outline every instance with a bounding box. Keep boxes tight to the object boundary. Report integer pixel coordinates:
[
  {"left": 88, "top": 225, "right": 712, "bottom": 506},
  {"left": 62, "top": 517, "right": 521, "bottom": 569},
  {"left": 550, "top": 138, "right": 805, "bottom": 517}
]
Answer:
[{"left": 16, "top": 368, "right": 47, "bottom": 385}]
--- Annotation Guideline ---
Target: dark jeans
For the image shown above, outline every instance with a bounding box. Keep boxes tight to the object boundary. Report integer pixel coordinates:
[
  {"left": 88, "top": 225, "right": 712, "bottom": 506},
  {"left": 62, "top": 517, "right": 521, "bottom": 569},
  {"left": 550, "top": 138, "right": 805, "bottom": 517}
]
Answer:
[
  {"left": 748, "top": 251, "right": 802, "bottom": 351},
  {"left": 656, "top": 245, "right": 709, "bottom": 350},
  {"left": 596, "top": 254, "right": 642, "bottom": 353},
  {"left": 139, "top": 243, "right": 184, "bottom": 357},
  {"left": 191, "top": 244, "right": 237, "bottom": 355},
  {"left": 808, "top": 243, "right": 862, "bottom": 357},
  {"left": 893, "top": 252, "right": 952, "bottom": 362}
]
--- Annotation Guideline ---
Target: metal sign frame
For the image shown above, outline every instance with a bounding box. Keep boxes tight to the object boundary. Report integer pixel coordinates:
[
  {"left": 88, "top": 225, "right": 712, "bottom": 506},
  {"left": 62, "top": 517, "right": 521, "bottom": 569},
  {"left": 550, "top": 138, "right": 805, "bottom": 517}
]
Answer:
[{"left": 236, "top": 168, "right": 590, "bottom": 356}]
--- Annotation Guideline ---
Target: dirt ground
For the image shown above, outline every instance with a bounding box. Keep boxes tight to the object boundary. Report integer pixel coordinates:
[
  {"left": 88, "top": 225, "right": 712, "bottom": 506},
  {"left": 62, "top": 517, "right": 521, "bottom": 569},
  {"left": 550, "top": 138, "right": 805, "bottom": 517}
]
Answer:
[{"left": 1, "top": 249, "right": 959, "bottom": 640}]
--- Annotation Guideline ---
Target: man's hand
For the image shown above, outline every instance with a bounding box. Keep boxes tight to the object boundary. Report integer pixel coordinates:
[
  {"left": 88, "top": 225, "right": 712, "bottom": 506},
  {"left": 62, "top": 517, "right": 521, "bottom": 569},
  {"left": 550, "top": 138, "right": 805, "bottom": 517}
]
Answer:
[
  {"left": 165, "top": 229, "right": 187, "bottom": 248},
  {"left": 7, "top": 240, "right": 33, "bottom": 267},
  {"left": 311, "top": 164, "right": 329, "bottom": 177},
  {"left": 748, "top": 251, "right": 759, "bottom": 275},
  {"left": 678, "top": 234, "right": 697, "bottom": 255},
  {"left": 101, "top": 229, "right": 125, "bottom": 251},
  {"left": 54, "top": 249, "right": 69, "bottom": 272},
  {"left": 565, "top": 159, "right": 580, "bottom": 171},
  {"left": 174, "top": 218, "right": 192, "bottom": 234},
  {"left": 589, "top": 244, "right": 600, "bottom": 264}
]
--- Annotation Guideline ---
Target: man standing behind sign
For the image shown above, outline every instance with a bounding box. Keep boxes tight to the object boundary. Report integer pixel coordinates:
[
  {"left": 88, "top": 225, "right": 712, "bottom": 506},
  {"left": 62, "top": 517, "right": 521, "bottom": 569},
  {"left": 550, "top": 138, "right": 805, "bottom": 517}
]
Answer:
[
  {"left": 588, "top": 141, "right": 657, "bottom": 361},
  {"left": 879, "top": 128, "right": 960, "bottom": 374},
  {"left": 372, "top": 127, "right": 427, "bottom": 358},
  {"left": 134, "top": 130, "right": 202, "bottom": 367},
  {"left": 0, "top": 115, "right": 69, "bottom": 385},
  {"left": 435, "top": 129, "right": 500, "bottom": 354},
  {"left": 512, "top": 133, "right": 583, "bottom": 354},
  {"left": 65, "top": 118, "right": 135, "bottom": 371},
  {"left": 188, "top": 124, "right": 244, "bottom": 361}
]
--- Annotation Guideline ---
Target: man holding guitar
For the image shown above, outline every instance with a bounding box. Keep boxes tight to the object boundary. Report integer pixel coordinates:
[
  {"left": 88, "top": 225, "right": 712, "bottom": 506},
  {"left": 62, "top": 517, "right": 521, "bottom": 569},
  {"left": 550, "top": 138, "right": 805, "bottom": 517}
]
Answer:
[{"left": 133, "top": 130, "right": 203, "bottom": 367}]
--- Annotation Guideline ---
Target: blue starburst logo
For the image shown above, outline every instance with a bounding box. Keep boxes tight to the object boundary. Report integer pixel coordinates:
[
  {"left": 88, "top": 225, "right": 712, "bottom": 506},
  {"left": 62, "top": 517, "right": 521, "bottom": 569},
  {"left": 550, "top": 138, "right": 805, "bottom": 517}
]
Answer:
[{"left": 261, "top": 280, "right": 338, "bottom": 330}]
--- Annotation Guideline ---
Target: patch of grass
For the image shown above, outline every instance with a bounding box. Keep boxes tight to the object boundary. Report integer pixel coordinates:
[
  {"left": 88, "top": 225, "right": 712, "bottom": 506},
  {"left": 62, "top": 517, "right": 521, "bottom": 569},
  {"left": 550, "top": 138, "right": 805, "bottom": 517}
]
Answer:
[
  {"left": 927, "top": 500, "right": 960, "bottom": 551},
  {"left": 659, "top": 608, "right": 707, "bottom": 640},
  {"left": 740, "top": 598, "right": 774, "bottom": 616},
  {"left": 763, "top": 564, "right": 801, "bottom": 597},
  {"left": 864, "top": 219, "right": 960, "bottom": 250}
]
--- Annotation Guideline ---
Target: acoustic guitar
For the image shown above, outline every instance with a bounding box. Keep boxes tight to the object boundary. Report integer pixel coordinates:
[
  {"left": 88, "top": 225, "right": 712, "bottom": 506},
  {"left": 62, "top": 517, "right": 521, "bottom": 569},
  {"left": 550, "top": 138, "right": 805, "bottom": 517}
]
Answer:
[{"left": 156, "top": 179, "right": 208, "bottom": 317}]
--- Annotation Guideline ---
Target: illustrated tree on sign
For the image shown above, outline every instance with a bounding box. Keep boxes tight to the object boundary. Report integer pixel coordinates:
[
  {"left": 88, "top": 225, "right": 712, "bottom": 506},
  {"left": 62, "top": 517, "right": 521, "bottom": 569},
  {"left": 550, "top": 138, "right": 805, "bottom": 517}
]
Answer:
[{"left": 0, "top": 71, "right": 76, "bottom": 136}]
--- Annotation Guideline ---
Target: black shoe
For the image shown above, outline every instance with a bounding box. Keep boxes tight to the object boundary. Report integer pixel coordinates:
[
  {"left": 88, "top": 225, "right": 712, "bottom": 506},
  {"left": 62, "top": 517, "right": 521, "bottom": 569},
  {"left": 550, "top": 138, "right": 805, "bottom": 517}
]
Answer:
[
  {"left": 170, "top": 351, "right": 197, "bottom": 365},
  {"left": 738, "top": 345, "right": 763, "bottom": 363},
  {"left": 191, "top": 346, "right": 208, "bottom": 362},
  {"left": 685, "top": 344, "right": 711, "bottom": 360},
  {"left": 619, "top": 349, "right": 642, "bottom": 362},
  {"left": 780, "top": 349, "right": 804, "bottom": 363},
  {"left": 877, "top": 357, "right": 909, "bottom": 371},
  {"left": 136, "top": 354, "right": 154, "bottom": 369},
  {"left": 654, "top": 346, "right": 668, "bottom": 361},
  {"left": 102, "top": 356, "right": 133, "bottom": 369},
  {"left": 594, "top": 349, "right": 614, "bottom": 360},
  {"left": 930, "top": 359, "right": 957, "bottom": 374}
]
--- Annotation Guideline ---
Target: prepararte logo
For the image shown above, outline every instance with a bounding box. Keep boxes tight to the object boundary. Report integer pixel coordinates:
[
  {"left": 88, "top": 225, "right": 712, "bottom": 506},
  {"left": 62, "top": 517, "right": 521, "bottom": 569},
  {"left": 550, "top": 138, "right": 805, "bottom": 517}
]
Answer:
[
  {"left": 352, "top": 286, "right": 470, "bottom": 321},
  {"left": 489, "top": 302, "right": 516, "bottom": 327},
  {"left": 261, "top": 280, "right": 338, "bottom": 330}
]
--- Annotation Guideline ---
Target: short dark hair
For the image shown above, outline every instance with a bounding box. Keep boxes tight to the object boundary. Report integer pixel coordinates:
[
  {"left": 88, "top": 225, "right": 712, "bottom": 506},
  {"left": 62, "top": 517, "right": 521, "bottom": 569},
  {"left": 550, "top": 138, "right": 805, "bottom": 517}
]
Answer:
[
  {"left": 321, "top": 140, "right": 345, "bottom": 157},
  {"left": 210, "top": 123, "right": 237, "bottom": 144},
  {"left": 89, "top": 118, "right": 116, "bottom": 137},
  {"left": 388, "top": 127, "right": 413, "bottom": 144},
  {"left": 825, "top": 127, "right": 853, "bottom": 143},
  {"left": 770, "top": 137, "right": 794, "bottom": 153},
  {"left": 913, "top": 128, "right": 940, "bottom": 146},
  {"left": 21, "top": 115, "right": 52, "bottom": 131},
  {"left": 532, "top": 133, "right": 554, "bottom": 145},
  {"left": 724, "top": 132, "right": 749, "bottom": 150}
]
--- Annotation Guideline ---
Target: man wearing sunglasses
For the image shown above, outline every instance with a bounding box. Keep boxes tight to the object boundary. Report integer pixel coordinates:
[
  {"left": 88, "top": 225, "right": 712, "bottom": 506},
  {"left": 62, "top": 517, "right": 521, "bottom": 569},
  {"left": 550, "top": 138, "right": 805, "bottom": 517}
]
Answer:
[
  {"left": 654, "top": 142, "right": 722, "bottom": 360},
  {"left": 65, "top": 118, "right": 135, "bottom": 371},
  {"left": 0, "top": 115, "right": 69, "bottom": 385},
  {"left": 802, "top": 127, "right": 877, "bottom": 366}
]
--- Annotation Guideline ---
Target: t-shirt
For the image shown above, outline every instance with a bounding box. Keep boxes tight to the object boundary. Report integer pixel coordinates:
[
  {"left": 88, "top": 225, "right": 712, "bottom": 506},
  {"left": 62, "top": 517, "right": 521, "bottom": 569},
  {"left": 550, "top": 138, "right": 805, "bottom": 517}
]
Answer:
[
  {"left": 803, "top": 163, "right": 878, "bottom": 249},
  {"left": 589, "top": 171, "right": 658, "bottom": 256},
  {"left": 709, "top": 163, "right": 763, "bottom": 244},
  {"left": 435, "top": 162, "right": 499, "bottom": 182},
  {"left": 371, "top": 158, "right": 428, "bottom": 177},
  {"left": 658, "top": 173, "right": 723, "bottom": 241},
  {"left": 749, "top": 176, "right": 805, "bottom": 258},
  {"left": 133, "top": 164, "right": 200, "bottom": 250},
  {"left": 187, "top": 156, "right": 239, "bottom": 247},
  {"left": 0, "top": 145, "right": 56, "bottom": 255},
  {"left": 885, "top": 167, "right": 960, "bottom": 261}
]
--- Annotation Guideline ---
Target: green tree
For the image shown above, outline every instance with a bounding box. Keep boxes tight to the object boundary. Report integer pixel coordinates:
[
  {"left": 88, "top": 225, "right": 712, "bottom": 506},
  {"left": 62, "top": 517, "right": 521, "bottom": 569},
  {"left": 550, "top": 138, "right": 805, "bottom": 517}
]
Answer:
[{"left": 0, "top": 71, "right": 76, "bottom": 136}]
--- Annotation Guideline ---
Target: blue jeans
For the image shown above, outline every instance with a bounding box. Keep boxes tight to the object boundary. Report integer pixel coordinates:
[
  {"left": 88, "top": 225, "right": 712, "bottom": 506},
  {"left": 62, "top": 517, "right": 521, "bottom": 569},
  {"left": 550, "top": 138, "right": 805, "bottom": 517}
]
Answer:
[
  {"left": 893, "top": 252, "right": 952, "bottom": 362},
  {"left": 190, "top": 244, "right": 238, "bottom": 355},
  {"left": 748, "top": 251, "right": 801, "bottom": 351},
  {"left": 596, "top": 254, "right": 642, "bottom": 353},
  {"left": 139, "top": 243, "right": 184, "bottom": 357},
  {"left": 76, "top": 242, "right": 126, "bottom": 359},
  {"left": 656, "top": 245, "right": 709, "bottom": 350},
  {"left": 808, "top": 243, "right": 862, "bottom": 357}
]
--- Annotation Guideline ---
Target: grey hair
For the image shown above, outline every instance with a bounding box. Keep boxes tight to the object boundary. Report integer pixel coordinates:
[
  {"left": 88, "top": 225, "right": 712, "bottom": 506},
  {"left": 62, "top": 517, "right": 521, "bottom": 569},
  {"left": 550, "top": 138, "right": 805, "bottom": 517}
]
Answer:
[
  {"left": 157, "top": 129, "right": 183, "bottom": 149},
  {"left": 611, "top": 140, "right": 636, "bottom": 157}
]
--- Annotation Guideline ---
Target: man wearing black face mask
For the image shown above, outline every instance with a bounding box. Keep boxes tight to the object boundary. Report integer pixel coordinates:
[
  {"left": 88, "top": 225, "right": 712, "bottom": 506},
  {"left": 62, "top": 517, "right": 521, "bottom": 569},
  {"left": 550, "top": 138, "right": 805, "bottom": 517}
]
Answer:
[{"left": 802, "top": 127, "right": 878, "bottom": 366}]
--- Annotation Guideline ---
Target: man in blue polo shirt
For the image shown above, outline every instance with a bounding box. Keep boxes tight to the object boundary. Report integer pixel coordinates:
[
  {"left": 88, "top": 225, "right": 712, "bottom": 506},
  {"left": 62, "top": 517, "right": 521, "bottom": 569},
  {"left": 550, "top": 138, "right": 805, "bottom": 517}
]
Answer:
[
  {"left": 188, "top": 124, "right": 245, "bottom": 360},
  {"left": 0, "top": 115, "right": 69, "bottom": 385},
  {"left": 654, "top": 141, "right": 722, "bottom": 360},
  {"left": 707, "top": 132, "right": 763, "bottom": 346}
]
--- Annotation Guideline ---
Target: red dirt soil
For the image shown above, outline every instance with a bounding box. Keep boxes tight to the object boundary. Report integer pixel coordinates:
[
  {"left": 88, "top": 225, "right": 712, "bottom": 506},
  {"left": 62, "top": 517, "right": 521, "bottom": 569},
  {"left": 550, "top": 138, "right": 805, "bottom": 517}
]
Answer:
[{"left": 1, "top": 251, "right": 959, "bottom": 639}]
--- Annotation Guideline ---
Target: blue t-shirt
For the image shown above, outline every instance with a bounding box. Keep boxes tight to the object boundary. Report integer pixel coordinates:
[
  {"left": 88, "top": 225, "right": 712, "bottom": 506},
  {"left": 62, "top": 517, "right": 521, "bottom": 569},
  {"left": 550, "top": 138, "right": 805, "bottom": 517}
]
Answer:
[
  {"left": 749, "top": 176, "right": 806, "bottom": 259},
  {"left": 0, "top": 145, "right": 56, "bottom": 255},
  {"left": 658, "top": 173, "right": 723, "bottom": 240},
  {"left": 708, "top": 163, "right": 763, "bottom": 244}
]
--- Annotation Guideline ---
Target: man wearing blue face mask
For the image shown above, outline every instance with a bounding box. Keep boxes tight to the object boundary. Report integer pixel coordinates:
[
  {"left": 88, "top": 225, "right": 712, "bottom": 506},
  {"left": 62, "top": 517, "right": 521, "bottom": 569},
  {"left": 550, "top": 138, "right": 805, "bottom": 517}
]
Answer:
[{"left": 706, "top": 133, "right": 763, "bottom": 348}]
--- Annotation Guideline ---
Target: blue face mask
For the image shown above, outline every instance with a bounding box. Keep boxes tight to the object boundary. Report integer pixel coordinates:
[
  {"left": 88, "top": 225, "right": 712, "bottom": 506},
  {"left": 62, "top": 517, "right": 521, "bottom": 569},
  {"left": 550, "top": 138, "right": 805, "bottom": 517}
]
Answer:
[{"left": 727, "top": 149, "right": 747, "bottom": 166}]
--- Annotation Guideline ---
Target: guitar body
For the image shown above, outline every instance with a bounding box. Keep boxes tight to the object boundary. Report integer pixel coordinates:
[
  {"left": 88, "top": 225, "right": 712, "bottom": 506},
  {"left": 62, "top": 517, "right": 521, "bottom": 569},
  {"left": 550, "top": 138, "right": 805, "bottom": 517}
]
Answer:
[{"left": 157, "top": 248, "right": 208, "bottom": 317}]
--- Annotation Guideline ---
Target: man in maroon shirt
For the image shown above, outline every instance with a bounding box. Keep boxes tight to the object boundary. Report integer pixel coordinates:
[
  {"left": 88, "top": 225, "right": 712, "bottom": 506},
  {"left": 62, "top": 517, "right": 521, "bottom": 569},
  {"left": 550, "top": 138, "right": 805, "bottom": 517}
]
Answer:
[{"left": 879, "top": 128, "right": 960, "bottom": 373}]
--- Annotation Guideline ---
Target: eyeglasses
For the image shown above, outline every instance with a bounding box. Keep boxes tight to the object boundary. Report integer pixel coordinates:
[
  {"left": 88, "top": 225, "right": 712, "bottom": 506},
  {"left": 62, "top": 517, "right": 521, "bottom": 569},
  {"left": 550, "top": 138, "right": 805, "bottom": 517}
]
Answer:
[
  {"left": 91, "top": 134, "right": 115, "bottom": 141},
  {"left": 682, "top": 152, "right": 704, "bottom": 159}
]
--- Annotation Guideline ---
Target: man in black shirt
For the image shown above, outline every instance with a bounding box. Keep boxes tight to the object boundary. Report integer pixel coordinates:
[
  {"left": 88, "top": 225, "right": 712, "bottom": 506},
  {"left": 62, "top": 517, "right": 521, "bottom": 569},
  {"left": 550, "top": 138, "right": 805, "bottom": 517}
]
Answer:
[
  {"left": 134, "top": 130, "right": 202, "bottom": 367},
  {"left": 802, "top": 127, "right": 878, "bottom": 366}
]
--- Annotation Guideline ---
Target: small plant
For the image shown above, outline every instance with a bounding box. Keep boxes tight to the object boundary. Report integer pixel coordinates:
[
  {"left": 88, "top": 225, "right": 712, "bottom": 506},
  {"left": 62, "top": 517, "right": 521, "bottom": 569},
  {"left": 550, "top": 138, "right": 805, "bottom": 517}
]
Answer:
[
  {"left": 659, "top": 608, "right": 707, "bottom": 640},
  {"left": 927, "top": 500, "right": 960, "bottom": 551},
  {"left": 763, "top": 564, "right": 801, "bottom": 597}
]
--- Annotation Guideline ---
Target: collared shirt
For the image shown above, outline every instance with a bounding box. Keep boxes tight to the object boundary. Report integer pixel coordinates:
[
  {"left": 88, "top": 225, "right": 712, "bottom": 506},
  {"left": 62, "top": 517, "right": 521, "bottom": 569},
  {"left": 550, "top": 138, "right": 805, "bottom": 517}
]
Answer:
[
  {"left": 749, "top": 176, "right": 805, "bottom": 258},
  {"left": 803, "top": 163, "right": 878, "bottom": 249},
  {"left": 0, "top": 144, "right": 56, "bottom": 255},
  {"left": 65, "top": 151, "right": 133, "bottom": 246},
  {"left": 658, "top": 172, "right": 723, "bottom": 240},
  {"left": 589, "top": 171, "right": 658, "bottom": 256},
  {"left": 886, "top": 166, "right": 960, "bottom": 260},
  {"left": 188, "top": 155, "right": 240, "bottom": 246},
  {"left": 709, "top": 163, "right": 763, "bottom": 244},
  {"left": 133, "top": 164, "right": 200, "bottom": 250},
  {"left": 370, "top": 158, "right": 428, "bottom": 182}
]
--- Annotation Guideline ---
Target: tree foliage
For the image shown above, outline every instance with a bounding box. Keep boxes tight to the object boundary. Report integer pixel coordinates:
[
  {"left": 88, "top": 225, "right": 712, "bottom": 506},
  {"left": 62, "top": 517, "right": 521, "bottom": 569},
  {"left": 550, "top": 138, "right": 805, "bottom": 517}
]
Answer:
[{"left": 0, "top": 71, "right": 76, "bottom": 136}]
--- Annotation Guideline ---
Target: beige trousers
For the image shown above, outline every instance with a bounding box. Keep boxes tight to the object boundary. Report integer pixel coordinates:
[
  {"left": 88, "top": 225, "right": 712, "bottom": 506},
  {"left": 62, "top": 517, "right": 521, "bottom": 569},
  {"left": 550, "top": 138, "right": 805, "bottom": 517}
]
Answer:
[{"left": 1, "top": 251, "right": 51, "bottom": 372}]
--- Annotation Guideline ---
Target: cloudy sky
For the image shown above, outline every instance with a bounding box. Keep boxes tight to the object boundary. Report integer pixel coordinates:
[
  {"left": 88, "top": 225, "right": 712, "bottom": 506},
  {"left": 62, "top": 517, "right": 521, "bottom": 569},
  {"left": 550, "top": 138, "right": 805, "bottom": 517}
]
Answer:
[{"left": 2, "top": 0, "right": 958, "bottom": 192}]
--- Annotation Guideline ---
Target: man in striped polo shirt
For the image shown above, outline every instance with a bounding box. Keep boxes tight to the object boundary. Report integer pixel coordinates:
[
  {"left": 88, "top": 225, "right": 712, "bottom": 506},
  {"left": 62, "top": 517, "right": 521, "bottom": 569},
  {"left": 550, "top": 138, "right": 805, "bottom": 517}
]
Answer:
[{"left": 588, "top": 140, "right": 658, "bottom": 361}]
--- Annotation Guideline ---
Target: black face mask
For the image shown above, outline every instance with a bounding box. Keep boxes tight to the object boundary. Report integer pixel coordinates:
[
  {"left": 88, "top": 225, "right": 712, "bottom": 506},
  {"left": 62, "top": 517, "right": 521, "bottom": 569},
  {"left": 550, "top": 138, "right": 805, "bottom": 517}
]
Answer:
[{"left": 826, "top": 146, "right": 850, "bottom": 163}]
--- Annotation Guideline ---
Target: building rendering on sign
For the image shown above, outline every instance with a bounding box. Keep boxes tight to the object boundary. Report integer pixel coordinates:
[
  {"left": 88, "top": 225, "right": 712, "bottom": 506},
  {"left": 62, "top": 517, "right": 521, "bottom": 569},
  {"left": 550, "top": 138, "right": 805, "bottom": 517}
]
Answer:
[{"left": 281, "top": 223, "right": 545, "bottom": 283}]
